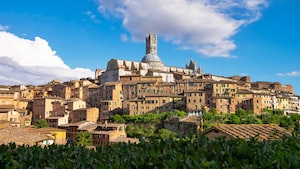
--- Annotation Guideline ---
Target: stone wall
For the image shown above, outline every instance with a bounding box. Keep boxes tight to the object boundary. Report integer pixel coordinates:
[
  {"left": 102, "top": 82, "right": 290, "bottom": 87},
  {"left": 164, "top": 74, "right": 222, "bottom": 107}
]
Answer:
[{"left": 163, "top": 116, "right": 202, "bottom": 137}]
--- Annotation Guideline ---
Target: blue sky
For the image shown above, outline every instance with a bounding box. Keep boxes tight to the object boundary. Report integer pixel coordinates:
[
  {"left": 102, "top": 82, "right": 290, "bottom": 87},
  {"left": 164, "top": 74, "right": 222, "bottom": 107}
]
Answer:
[{"left": 0, "top": 0, "right": 299, "bottom": 94}]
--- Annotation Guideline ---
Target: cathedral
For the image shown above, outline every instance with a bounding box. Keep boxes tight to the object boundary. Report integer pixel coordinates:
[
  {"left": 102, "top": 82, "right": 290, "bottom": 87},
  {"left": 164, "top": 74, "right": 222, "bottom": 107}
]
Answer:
[{"left": 98, "top": 32, "right": 202, "bottom": 84}]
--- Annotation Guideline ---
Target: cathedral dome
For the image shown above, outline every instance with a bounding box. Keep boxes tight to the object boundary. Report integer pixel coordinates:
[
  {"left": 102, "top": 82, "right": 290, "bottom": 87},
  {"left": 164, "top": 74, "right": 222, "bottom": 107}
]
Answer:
[{"left": 141, "top": 53, "right": 162, "bottom": 63}]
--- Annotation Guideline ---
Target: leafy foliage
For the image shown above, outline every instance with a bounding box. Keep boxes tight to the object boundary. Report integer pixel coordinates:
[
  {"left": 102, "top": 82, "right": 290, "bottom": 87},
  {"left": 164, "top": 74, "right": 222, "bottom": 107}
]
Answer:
[
  {"left": 111, "top": 110, "right": 186, "bottom": 124},
  {"left": 1, "top": 135, "right": 300, "bottom": 168},
  {"left": 202, "top": 108, "right": 300, "bottom": 133},
  {"left": 227, "top": 114, "right": 240, "bottom": 124},
  {"left": 75, "top": 131, "right": 93, "bottom": 147},
  {"left": 110, "top": 114, "right": 125, "bottom": 123},
  {"left": 34, "top": 119, "right": 48, "bottom": 128},
  {"left": 157, "top": 129, "right": 177, "bottom": 140}
]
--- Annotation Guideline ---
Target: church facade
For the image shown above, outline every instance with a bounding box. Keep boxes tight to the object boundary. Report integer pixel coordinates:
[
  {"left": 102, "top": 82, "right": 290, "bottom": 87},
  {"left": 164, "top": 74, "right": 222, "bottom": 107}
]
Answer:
[{"left": 98, "top": 32, "right": 202, "bottom": 84}]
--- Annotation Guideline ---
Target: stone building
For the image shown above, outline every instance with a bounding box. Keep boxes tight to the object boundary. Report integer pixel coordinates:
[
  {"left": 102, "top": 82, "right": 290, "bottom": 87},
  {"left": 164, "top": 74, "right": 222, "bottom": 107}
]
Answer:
[
  {"left": 59, "top": 121, "right": 138, "bottom": 146},
  {"left": 72, "top": 107, "right": 99, "bottom": 123},
  {"left": 98, "top": 32, "right": 202, "bottom": 85},
  {"left": 164, "top": 116, "right": 202, "bottom": 137},
  {"left": 32, "top": 97, "right": 64, "bottom": 123}
]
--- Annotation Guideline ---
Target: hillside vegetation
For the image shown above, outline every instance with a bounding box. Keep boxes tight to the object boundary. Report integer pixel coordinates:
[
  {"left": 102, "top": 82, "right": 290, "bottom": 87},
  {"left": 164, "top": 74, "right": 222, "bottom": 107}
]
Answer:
[{"left": 1, "top": 135, "right": 299, "bottom": 168}]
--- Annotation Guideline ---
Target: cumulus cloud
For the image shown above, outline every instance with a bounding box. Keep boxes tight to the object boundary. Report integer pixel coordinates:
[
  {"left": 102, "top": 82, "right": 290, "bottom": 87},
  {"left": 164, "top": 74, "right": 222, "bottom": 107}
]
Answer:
[
  {"left": 0, "top": 24, "right": 9, "bottom": 31},
  {"left": 85, "top": 10, "right": 100, "bottom": 23},
  {"left": 96, "top": 0, "right": 268, "bottom": 57},
  {"left": 0, "top": 31, "right": 94, "bottom": 85},
  {"left": 277, "top": 71, "right": 300, "bottom": 77},
  {"left": 120, "top": 33, "right": 128, "bottom": 42}
]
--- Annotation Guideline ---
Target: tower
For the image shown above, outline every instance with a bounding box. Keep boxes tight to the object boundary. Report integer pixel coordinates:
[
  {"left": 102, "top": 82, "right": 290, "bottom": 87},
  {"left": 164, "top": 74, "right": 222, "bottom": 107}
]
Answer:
[
  {"left": 146, "top": 32, "right": 157, "bottom": 55},
  {"left": 141, "top": 32, "right": 163, "bottom": 67}
]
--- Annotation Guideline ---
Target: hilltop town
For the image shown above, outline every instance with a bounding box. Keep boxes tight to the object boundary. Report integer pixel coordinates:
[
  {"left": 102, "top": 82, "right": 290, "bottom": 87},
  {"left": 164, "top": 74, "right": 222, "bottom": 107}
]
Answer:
[{"left": 0, "top": 33, "right": 299, "bottom": 146}]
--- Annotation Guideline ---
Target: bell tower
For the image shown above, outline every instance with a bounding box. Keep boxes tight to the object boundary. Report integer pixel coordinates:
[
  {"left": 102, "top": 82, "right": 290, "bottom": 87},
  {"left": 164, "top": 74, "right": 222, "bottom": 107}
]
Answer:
[{"left": 146, "top": 32, "right": 157, "bottom": 55}]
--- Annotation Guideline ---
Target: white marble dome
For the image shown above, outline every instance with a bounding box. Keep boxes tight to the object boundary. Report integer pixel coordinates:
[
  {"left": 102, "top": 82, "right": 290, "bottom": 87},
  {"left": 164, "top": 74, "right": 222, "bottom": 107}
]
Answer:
[{"left": 141, "top": 53, "right": 162, "bottom": 63}]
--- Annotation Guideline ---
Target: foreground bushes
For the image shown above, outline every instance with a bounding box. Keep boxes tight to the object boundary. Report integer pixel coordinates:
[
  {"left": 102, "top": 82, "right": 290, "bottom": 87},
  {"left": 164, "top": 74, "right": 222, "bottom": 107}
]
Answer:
[{"left": 1, "top": 135, "right": 300, "bottom": 168}]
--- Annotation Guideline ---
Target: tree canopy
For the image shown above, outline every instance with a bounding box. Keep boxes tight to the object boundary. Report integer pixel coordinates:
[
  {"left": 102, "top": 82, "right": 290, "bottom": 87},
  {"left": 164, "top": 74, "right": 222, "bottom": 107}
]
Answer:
[
  {"left": 34, "top": 119, "right": 48, "bottom": 128},
  {"left": 75, "top": 131, "right": 92, "bottom": 147}
]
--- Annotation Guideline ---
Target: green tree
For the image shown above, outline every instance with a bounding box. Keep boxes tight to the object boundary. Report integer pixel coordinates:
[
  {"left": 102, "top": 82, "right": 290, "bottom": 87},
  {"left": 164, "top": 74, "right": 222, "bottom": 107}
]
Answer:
[
  {"left": 144, "top": 126, "right": 156, "bottom": 137},
  {"left": 157, "top": 129, "right": 177, "bottom": 140},
  {"left": 261, "top": 113, "right": 280, "bottom": 125},
  {"left": 111, "top": 114, "right": 126, "bottom": 123},
  {"left": 272, "top": 109, "right": 284, "bottom": 115},
  {"left": 203, "top": 112, "right": 214, "bottom": 121},
  {"left": 227, "top": 114, "right": 240, "bottom": 124},
  {"left": 242, "top": 115, "right": 262, "bottom": 124},
  {"left": 236, "top": 108, "right": 248, "bottom": 118},
  {"left": 174, "top": 110, "right": 186, "bottom": 117},
  {"left": 125, "top": 123, "right": 135, "bottom": 137},
  {"left": 34, "top": 119, "right": 48, "bottom": 128},
  {"left": 211, "top": 108, "right": 217, "bottom": 115},
  {"left": 75, "top": 131, "right": 92, "bottom": 146}
]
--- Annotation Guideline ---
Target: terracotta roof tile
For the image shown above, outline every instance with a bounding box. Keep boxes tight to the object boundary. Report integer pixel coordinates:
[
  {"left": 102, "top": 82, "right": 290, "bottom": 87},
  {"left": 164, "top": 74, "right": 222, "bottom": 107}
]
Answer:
[
  {"left": 205, "top": 124, "right": 291, "bottom": 140},
  {"left": 0, "top": 126, "right": 52, "bottom": 145}
]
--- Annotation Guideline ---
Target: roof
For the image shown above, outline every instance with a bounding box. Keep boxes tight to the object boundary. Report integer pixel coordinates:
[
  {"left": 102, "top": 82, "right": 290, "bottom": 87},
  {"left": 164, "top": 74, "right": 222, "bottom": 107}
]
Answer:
[
  {"left": 110, "top": 137, "right": 140, "bottom": 144},
  {"left": 77, "top": 124, "right": 98, "bottom": 131},
  {"left": 180, "top": 116, "right": 201, "bottom": 123},
  {"left": 46, "top": 116, "right": 65, "bottom": 120},
  {"left": 91, "top": 130, "right": 114, "bottom": 135},
  {"left": 97, "top": 123, "right": 125, "bottom": 128},
  {"left": 37, "top": 127, "right": 66, "bottom": 133},
  {"left": 237, "top": 90, "right": 253, "bottom": 94},
  {"left": 205, "top": 124, "right": 291, "bottom": 140},
  {"left": 141, "top": 53, "right": 162, "bottom": 63},
  {"left": 0, "top": 126, "right": 53, "bottom": 145}
]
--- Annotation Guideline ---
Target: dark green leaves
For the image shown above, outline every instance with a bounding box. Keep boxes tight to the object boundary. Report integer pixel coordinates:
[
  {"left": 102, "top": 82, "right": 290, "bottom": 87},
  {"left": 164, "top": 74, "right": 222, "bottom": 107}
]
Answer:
[{"left": 1, "top": 135, "right": 300, "bottom": 168}]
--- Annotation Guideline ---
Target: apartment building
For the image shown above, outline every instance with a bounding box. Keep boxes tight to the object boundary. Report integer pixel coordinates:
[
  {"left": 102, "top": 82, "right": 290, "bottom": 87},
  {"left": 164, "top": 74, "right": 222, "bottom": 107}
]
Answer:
[
  {"left": 0, "top": 86, "right": 15, "bottom": 121},
  {"left": 184, "top": 90, "right": 206, "bottom": 113},
  {"left": 32, "top": 97, "right": 64, "bottom": 123},
  {"left": 175, "top": 79, "right": 208, "bottom": 94},
  {"left": 33, "top": 85, "right": 53, "bottom": 98},
  {"left": 100, "top": 82, "right": 123, "bottom": 120},
  {"left": 123, "top": 94, "right": 185, "bottom": 115},
  {"left": 276, "top": 96, "right": 290, "bottom": 111},
  {"left": 86, "top": 83, "right": 101, "bottom": 108},
  {"left": 215, "top": 97, "right": 236, "bottom": 114},
  {"left": 91, "top": 123, "right": 128, "bottom": 146},
  {"left": 72, "top": 107, "right": 99, "bottom": 123},
  {"left": 47, "top": 116, "right": 69, "bottom": 128},
  {"left": 52, "top": 83, "right": 71, "bottom": 99},
  {"left": 59, "top": 121, "right": 138, "bottom": 145},
  {"left": 58, "top": 121, "right": 96, "bottom": 143},
  {"left": 251, "top": 81, "right": 294, "bottom": 94}
]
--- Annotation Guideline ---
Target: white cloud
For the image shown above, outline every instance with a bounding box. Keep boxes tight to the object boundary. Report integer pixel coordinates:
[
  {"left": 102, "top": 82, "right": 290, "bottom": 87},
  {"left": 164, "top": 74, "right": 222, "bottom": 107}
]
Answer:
[
  {"left": 277, "top": 71, "right": 300, "bottom": 77},
  {"left": 85, "top": 11, "right": 100, "bottom": 23},
  {"left": 120, "top": 33, "right": 128, "bottom": 42},
  {"left": 0, "top": 31, "right": 94, "bottom": 85},
  {"left": 96, "top": 0, "right": 268, "bottom": 57},
  {"left": 244, "top": 0, "right": 268, "bottom": 10},
  {"left": 0, "top": 24, "right": 9, "bottom": 31}
]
